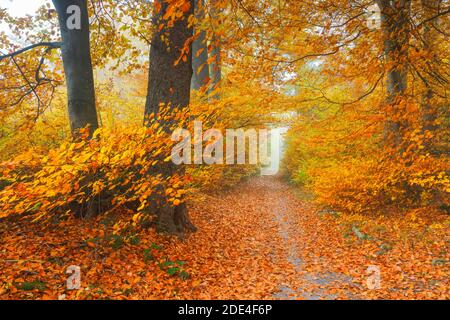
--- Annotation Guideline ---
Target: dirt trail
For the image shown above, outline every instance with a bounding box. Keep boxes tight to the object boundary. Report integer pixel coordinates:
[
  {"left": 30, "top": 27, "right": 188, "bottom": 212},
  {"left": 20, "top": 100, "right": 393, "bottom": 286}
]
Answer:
[
  {"left": 251, "top": 177, "right": 356, "bottom": 299},
  {"left": 259, "top": 177, "right": 357, "bottom": 299},
  {"left": 184, "top": 175, "right": 359, "bottom": 299}
]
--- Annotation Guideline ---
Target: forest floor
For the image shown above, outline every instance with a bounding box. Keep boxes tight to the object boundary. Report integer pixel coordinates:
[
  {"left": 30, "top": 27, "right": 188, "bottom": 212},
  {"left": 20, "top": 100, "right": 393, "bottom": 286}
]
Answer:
[{"left": 0, "top": 176, "right": 448, "bottom": 299}]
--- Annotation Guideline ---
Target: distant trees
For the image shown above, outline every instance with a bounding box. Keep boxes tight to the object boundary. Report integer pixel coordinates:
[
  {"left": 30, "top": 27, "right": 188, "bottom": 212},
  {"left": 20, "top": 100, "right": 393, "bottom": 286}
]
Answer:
[
  {"left": 209, "top": 0, "right": 222, "bottom": 98},
  {"left": 191, "top": 0, "right": 210, "bottom": 91},
  {"left": 191, "top": 0, "right": 222, "bottom": 96}
]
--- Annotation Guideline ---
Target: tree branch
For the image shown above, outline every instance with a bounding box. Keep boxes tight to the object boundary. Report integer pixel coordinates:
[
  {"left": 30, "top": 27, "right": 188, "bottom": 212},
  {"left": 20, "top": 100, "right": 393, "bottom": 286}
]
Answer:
[
  {"left": 0, "top": 42, "right": 61, "bottom": 61},
  {"left": 416, "top": 7, "right": 450, "bottom": 28}
]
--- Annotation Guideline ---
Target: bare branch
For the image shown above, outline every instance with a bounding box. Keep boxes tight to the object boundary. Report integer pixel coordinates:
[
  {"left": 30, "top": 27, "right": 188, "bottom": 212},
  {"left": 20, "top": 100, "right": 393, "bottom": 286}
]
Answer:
[{"left": 0, "top": 42, "right": 61, "bottom": 61}]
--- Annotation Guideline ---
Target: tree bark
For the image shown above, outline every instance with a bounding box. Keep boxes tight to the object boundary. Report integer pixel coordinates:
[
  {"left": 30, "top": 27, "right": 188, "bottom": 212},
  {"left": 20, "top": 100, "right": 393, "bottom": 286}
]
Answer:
[
  {"left": 377, "top": 0, "right": 411, "bottom": 148},
  {"left": 52, "top": 0, "right": 99, "bottom": 136},
  {"left": 144, "top": 0, "right": 197, "bottom": 235},
  {"left": 145, "top": 0, "right": 194, "bottom": 116},
  {"left": 191, "top": 0, "right": 210, "bottom": 91}
]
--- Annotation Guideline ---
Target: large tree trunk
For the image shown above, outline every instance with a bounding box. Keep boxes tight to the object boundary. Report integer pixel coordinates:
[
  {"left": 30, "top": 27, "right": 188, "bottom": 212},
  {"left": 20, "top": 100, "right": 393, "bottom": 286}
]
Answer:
[
  {"left": 144, "top": 0, "right": 197, "bottom": 235},
  {"left": 52, "top": 0, "right": 99, "bottom": 136},
  {"left": 377, "top": 0, "right": 411, "bottom": 148},
  {"left": 191, "top": 0, "right": 210, "bottom": 91}
]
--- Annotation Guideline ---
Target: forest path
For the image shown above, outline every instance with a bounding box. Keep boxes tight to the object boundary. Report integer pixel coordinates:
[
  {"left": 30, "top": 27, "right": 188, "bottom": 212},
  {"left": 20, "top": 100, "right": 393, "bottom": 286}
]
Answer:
[
  {"left": 0, "top": 175, "right": 361, "bottom": 299},
  {"left": 183, "top": 175, "right": 359, "bottom": 299}
]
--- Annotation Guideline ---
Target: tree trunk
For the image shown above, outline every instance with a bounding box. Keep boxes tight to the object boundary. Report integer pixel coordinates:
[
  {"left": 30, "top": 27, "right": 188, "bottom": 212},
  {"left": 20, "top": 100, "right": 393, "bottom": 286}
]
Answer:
[
  {"left": 144, "top": 0, "right": 197, "bottom": 235},
  {"left": 420, "top": 0, "right": 439, "bottom": 152},
  {"left": 209, "top": 0, "right": 222, "bottom": 99},
  {"left": 52, "top": 0, "right": 99, "bottom": 136},
  {"left": 377, "top": 0, "right": 411, "bottom": 148},
  {"left": 191, "top": 0, "right": 210, "bottom": 91}
]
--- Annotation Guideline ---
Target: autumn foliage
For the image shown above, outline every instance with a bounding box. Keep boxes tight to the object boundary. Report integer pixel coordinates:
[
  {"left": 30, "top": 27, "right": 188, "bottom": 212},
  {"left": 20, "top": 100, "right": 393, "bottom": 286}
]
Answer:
[{"left": 0, "top": 0, "right": 448, "bottom": 300}]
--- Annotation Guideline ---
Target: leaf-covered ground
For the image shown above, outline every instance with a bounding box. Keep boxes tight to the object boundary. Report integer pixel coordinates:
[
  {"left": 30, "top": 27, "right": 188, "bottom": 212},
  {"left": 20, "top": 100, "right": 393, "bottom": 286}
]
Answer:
[{"left": 0, "top": 176, "right": 448, "bottom": 299}]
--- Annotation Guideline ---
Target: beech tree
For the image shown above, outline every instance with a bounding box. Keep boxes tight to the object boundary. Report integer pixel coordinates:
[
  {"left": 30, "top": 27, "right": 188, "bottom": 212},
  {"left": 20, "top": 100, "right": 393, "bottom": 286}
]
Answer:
[
  {"left": 144, "top": 0, "right": 197, "bottom": 234},
  {"left": 0, "top": 0, "right": 99, "bottom": 136},
  {"left": 52, "top": 0, "right": 99, "bottom": 135}
]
